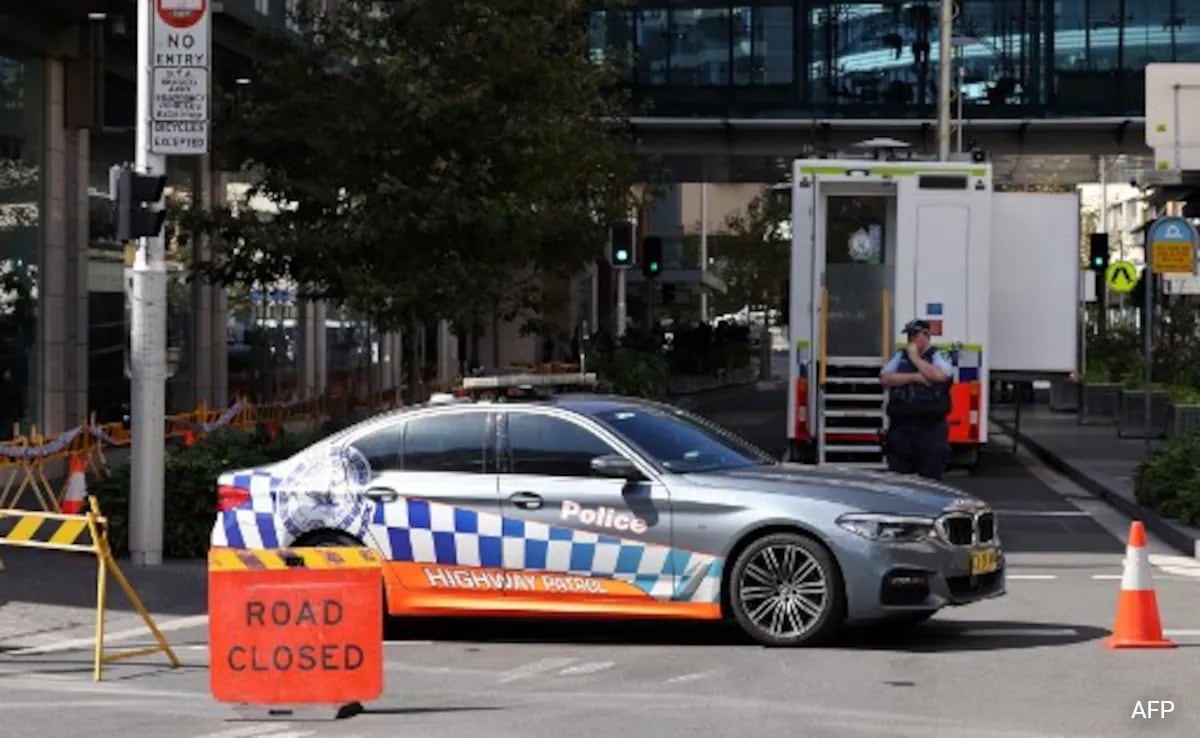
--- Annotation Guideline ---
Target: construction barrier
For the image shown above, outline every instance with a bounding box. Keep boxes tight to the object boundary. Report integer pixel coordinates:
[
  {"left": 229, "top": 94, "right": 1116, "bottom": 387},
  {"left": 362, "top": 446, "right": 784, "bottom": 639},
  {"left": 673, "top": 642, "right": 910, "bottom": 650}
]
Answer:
[
  {"left": 0, "top": 496, "right": 181, "bottom": 680},
  {"left": 208, "top": 546, "right": 384, "bottom": 719}
]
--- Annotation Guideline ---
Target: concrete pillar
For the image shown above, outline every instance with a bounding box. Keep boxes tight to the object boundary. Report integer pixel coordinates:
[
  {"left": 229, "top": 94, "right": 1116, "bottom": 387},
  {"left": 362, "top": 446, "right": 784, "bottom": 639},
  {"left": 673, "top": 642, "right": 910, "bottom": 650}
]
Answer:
[
  {"left": 313, "top": 301, "right": 328, "bottom": 395},
  {"left": 66, "top": 123, "right": 89, "bottom": 427},
  {"left": 37, "top": 57, "right": 68, "bottom": 434}
]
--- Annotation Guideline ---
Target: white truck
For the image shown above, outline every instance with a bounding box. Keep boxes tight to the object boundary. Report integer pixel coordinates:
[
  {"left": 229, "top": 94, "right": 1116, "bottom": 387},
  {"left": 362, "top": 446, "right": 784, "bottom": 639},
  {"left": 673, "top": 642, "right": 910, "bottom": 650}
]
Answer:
[{"left": 785, "top": 154, "right": 1081, "bottom": 470}]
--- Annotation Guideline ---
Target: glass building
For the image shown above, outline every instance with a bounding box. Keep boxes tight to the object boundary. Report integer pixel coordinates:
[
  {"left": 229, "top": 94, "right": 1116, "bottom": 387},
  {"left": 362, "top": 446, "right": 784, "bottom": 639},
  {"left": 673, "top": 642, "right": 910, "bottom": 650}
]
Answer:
[{"left": 590, "top": 0, "right": 1199, "bottom": 118}]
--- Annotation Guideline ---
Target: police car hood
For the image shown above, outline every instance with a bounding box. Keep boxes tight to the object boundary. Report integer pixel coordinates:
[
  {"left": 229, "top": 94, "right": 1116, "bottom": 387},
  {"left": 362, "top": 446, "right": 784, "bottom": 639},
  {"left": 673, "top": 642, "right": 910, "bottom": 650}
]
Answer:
[{"left": 685, "top": 463, "right": 979, "bottom": 515}]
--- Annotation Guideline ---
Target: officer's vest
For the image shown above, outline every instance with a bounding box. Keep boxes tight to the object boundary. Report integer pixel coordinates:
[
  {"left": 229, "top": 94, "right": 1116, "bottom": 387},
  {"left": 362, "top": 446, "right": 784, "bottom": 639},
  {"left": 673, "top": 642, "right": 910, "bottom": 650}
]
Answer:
[{"left": 886, "top": 348, "right": 953, "bottom": 419}]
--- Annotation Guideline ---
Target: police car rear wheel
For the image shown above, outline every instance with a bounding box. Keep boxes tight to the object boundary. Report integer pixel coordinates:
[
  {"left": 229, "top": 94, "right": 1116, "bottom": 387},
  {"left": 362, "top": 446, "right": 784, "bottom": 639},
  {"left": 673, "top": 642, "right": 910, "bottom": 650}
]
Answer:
[
  {"left": 729, "top": 532, "right": 844, "bottom": 647},
  {"left": 292, "top": 531, "right": 388, "bottom": 636}
]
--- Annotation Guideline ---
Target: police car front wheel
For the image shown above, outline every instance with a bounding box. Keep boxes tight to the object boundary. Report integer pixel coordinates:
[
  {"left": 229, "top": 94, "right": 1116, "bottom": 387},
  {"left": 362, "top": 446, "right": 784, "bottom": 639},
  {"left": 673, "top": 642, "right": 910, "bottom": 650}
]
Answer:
[{"left": 728, "top": 532, "right": 845, "bottom": 647}]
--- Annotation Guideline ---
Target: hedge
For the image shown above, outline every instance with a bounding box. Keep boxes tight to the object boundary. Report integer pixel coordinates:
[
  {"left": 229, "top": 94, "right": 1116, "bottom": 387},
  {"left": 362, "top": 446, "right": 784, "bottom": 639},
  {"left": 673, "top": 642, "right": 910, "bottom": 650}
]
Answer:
[
  {"left": 89, "top": 416, "right": 372, "bottom": 559},
  {"left": 1133, "top": 430, "right": 1200, "bottom": 527}
]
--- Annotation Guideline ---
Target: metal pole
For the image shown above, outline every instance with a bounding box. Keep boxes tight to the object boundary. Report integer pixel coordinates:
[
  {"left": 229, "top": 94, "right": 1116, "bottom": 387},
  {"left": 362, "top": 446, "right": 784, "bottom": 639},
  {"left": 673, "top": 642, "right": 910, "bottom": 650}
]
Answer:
[
  {"left": 956, "top": 63, "right": 965, "bottom": 153},
  {"left": 937, "top": 0, "right": 954, "bottom": 160},
  {"left": 616, "top": 268, "right": 627, "bottom": 338},
  {"left": 699, "top": 181, "right": 709, "bottom": 323},
  {"left": 130, "top": 0, "right": 168, "bottom": 566},
  {"left": 1144, "top": 257, "right": 1153, "bottom": 458}
]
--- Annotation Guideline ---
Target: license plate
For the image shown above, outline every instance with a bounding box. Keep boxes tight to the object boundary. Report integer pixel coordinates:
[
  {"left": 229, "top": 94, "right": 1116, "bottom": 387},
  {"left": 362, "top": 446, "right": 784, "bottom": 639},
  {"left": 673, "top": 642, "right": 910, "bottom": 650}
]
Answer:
[{"left": 970, "top": 548, "right": 998, "bottom": 576}]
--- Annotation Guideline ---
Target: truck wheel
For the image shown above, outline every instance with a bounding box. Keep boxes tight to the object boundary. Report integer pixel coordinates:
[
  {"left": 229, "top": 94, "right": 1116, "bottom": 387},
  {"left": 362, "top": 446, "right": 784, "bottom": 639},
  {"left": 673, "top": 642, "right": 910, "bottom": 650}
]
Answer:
[{"left": 728, "top": 532, "right": 845, "bottom": 647}]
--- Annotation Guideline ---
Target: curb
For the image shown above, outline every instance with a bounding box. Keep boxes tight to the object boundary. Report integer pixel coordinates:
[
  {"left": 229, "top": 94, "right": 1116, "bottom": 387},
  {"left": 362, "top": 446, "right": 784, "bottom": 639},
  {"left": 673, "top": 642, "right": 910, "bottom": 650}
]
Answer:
[{"left": 994, "top": 417, "right": 1200, "bottom": 559}]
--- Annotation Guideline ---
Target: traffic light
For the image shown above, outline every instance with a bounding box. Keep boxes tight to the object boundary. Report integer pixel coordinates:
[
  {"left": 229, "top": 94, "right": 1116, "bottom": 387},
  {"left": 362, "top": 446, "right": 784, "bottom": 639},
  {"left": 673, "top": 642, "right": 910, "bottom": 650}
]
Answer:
[
  {"left": 1089, "top": 233, "right": 1109, "bottom": 271},
  {"left": 114, "top": 167, "right": 167, "bottom": 241},
  {"left": 609, "top": 222, "right": 634, "bottom": 267},
  {"left": 642, "top": 236, "right": 662, "bottom": 277}
]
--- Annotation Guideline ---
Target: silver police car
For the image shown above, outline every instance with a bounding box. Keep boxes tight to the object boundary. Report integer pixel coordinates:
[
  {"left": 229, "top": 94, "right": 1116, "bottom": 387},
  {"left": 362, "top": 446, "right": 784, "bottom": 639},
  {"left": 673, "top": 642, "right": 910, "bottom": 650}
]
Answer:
[{"left": 210, "top": 391, "right": 1004, "bottom": 647}]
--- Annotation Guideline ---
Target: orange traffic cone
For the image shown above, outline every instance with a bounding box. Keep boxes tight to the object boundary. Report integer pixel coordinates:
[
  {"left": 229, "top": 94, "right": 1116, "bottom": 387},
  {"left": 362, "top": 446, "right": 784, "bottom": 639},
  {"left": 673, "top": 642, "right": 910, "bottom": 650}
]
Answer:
[
  {"left": 61, "top": 452, "right": 88, "bottom": 515},
  {"left": 1104, "top": 521, "right": 1176, "bottom": 649}
]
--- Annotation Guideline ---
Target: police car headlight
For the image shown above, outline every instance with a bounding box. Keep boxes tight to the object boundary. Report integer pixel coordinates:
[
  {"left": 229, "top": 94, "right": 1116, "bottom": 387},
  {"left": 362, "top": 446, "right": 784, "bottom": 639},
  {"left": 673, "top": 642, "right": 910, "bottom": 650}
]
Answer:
[{"left": 837, "top": 513, "right": 935, "bottom": 542}]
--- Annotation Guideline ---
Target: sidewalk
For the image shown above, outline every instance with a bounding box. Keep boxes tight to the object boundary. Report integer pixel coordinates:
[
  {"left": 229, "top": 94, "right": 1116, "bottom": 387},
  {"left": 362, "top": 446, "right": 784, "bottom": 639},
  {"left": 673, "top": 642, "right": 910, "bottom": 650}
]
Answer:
[
  {"left": 992, "top": 402, "right": 1200, "bottom": 558},
  {"left": 0, "top": 547, "right": 208, "bottom": 653}
]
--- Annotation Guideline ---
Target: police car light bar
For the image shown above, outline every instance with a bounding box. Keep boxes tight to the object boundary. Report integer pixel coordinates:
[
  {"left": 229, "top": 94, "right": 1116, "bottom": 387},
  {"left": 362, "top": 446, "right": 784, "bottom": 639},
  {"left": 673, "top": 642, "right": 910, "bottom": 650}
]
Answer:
[{"left": 461, "top": 372, "right": 599, "bottom": 390}]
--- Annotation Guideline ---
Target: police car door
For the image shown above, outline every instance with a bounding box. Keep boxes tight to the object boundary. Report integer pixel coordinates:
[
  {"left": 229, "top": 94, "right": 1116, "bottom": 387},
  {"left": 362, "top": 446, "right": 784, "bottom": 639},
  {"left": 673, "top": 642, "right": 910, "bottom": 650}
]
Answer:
[
  {"left": 496, "top": 407, "right": 671, "bottom": 610},
  {"left": 353, "top": 406, "right": 505, "bottom": 606}
]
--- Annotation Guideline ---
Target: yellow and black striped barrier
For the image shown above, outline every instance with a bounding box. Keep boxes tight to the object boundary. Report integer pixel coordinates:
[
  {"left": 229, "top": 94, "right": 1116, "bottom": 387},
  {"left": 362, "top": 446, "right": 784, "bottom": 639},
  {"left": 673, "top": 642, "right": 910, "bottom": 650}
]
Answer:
[{"left": 0, "top": 497, "right": 180, "bottom": 681}]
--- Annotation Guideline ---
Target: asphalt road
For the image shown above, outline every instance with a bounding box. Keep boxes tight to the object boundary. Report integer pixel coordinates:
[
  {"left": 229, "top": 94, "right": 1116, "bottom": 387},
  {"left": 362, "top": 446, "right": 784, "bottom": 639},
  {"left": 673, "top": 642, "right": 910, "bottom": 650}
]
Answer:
[{"left": 3, "top": 378, "right": 1200, "bottom": 738}]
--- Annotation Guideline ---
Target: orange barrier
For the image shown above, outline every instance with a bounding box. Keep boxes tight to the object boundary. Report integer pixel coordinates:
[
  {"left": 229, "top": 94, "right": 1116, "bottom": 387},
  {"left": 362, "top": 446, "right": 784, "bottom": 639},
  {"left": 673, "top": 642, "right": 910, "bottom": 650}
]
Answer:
[
  {"left": 208, "top": 546, "right": 384, "bottom": 718},
  {"left": 1105, "top": 521, "right": 1176, "bottom": 650}
]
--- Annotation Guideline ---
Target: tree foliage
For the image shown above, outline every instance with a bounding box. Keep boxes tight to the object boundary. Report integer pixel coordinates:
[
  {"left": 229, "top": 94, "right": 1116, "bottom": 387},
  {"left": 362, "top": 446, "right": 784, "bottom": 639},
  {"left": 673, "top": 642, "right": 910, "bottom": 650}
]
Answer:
[
  {"left": 709, "top": 186, "right": 792, "bottom": 314},
  {"left": 184, "top": 0, "right": 649, "bottom": 336}
]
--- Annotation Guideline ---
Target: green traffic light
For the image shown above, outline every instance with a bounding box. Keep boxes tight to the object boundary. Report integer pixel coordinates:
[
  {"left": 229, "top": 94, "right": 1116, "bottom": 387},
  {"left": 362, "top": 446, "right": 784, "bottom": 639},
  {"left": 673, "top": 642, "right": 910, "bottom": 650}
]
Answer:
[
  {"left": 650, "top": 261, "right": 659, "bottom": 273},
  {"left": 616, "top": 249, "right": 629, "bottom": 262}
]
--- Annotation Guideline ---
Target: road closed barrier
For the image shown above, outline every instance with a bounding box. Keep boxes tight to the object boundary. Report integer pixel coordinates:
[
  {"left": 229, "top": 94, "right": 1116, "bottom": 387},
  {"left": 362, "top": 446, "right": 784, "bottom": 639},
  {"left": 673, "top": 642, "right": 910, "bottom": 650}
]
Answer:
[
  {"left": 0, "top": 496, "right": 180, "bottom": 681},
  {"left": 208, "top": 546, "right": 384, "bottom": 719}
]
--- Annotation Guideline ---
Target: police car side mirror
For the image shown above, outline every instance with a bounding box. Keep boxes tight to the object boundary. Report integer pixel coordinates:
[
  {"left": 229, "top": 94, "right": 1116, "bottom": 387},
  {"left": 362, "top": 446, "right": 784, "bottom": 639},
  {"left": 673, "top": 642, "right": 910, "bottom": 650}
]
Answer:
[{"left": 590, "top": 454, "right": 644, "bottom": 481}]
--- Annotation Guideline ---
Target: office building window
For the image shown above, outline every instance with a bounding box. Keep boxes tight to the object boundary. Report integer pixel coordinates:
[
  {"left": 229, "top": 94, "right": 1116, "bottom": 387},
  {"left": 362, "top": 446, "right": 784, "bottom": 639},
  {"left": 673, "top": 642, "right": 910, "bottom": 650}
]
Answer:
[{"left": 0, "top": 52, "right": 43, "bottom": 440}]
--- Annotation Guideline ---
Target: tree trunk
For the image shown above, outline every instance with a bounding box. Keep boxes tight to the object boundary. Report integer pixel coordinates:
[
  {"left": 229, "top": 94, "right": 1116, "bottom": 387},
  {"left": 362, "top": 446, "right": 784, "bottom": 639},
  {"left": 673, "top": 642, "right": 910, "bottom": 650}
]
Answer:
[
  {"left": 759, "top": 295, "right": 772, "bottom": 381},
  {"left": 491, "top": 304, "right": 501, "bottom": 369}
]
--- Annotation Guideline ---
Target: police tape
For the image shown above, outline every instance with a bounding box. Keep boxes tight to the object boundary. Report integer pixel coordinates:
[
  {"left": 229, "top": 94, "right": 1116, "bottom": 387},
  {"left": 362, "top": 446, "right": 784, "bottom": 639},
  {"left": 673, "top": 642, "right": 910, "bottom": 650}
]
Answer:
[{"left": 0, "top": 497, "right": 181, "bottom": 681}]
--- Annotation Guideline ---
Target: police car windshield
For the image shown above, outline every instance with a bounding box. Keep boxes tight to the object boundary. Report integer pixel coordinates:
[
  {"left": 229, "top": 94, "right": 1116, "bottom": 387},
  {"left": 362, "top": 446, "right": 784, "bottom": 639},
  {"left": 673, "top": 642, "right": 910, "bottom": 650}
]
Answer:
[{"left": 588, "top": 406, "right": 776, "bottom": 473}]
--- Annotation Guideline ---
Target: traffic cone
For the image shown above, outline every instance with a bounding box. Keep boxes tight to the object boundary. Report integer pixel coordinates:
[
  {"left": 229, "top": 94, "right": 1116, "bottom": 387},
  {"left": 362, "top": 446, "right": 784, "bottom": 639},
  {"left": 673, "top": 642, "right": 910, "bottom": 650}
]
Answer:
[
  {"left": 1104, "top": 521, "right": 1176, "bottom": 649},
  {"left": 61, "top": 453, "right": 88, "bottom": 515}
]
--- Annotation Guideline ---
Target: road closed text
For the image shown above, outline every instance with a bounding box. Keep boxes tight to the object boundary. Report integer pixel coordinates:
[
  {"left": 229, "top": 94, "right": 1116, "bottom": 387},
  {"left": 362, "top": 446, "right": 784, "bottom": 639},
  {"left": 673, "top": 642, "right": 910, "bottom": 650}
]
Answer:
[{"left": 225, "top": 598, "right": 365, "bottom": 673}]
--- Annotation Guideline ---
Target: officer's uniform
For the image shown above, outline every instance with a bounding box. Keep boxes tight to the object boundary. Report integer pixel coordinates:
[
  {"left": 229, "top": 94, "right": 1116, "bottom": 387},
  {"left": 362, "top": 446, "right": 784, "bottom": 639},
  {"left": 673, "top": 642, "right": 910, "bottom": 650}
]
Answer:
[{"left": 880, "top": 323, "right": 955, "bottom": 480}]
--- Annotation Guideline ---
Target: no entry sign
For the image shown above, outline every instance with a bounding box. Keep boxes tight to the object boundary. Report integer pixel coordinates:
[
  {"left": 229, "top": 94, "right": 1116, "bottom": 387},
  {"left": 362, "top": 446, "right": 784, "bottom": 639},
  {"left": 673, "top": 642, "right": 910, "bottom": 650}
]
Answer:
[
  {"left": 151, "top": 0, "right": 210, "bottom": 155},
  {"left": 156, "top": 0, "right": 208, "bottom": 29}
]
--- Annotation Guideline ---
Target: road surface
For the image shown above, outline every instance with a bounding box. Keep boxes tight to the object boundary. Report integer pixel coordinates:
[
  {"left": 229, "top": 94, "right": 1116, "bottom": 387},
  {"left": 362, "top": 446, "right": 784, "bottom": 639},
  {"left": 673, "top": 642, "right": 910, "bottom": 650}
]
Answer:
[{"left": 2, "top": 379, "right": 1198, "bottom": 738}]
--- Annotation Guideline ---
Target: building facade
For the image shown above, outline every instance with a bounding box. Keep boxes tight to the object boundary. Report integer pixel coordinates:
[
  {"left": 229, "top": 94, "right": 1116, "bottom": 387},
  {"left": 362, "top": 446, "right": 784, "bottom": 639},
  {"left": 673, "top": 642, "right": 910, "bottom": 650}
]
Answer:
[{"left": 0, "top": 0, "right": 465, "bottom": 442}]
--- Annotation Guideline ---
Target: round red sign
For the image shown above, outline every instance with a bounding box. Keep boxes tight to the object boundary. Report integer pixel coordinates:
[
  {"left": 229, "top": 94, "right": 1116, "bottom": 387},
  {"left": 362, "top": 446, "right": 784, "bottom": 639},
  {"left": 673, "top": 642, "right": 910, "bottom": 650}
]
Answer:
[{"left": 156, "top": 0, "right": 207, "bottom": 29}]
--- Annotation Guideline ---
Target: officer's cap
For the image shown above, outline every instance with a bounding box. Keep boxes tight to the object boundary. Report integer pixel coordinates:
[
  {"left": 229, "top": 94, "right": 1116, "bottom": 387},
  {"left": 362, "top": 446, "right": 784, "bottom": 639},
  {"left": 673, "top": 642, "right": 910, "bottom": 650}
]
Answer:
[{"left": 903, "top": 319, "right": 931, "bottom": 336}]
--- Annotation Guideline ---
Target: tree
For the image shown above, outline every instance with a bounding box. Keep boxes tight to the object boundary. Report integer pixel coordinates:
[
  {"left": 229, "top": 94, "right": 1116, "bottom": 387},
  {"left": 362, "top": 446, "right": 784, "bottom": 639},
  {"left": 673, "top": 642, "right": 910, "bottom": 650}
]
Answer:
[
  {"left": 707, "top": 186, "right": 791, "bottom": 379},
  {"left": 184, "top": 0, "right": 650, "bottom": 395}
]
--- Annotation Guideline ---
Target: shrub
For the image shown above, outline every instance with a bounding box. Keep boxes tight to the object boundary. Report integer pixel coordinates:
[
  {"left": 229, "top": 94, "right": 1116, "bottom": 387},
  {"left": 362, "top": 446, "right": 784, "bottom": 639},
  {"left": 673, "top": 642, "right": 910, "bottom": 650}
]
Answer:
[
  {"left": 91, "top": 425, "right": 323, "bottom": 559},
  {"left": 1133, "top": 430, "right": 1200, "bottom": 527}
]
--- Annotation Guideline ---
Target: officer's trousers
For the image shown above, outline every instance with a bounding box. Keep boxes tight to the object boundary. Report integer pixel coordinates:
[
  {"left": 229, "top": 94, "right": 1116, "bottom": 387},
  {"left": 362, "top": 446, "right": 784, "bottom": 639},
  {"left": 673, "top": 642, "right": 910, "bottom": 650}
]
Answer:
[{"left": 884, "top": 420, "right": 950, "bottom": 481}]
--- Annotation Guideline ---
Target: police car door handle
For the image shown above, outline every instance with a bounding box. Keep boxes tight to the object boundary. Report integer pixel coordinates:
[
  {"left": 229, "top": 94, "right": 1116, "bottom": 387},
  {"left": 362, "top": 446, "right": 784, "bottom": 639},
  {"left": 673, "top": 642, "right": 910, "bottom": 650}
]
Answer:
[
  {"left": 508, "top": 491, "right": 543, "bottom": 510},
  {"left": 366, "top": 487, "right": 399, "bottom": 503}
]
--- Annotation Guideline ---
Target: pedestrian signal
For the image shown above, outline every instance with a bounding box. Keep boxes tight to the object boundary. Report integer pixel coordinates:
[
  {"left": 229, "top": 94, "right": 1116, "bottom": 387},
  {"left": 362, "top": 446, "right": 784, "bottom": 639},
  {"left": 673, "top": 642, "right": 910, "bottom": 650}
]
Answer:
[{"left": 1106, "top": 260, "right": 1138, "bottom": 294}]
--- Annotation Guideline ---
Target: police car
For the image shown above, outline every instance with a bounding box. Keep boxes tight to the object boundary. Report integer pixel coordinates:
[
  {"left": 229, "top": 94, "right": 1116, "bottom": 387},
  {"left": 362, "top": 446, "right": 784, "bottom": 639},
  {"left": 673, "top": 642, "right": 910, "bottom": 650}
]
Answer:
[{"left": 210, "top": 373, "right": 1004, "bottom": 647}]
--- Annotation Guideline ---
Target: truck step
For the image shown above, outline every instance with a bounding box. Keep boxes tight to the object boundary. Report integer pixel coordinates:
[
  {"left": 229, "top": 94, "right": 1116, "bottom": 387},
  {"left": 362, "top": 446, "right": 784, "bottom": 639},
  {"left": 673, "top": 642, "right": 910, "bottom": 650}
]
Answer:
[
  {"left": 823, "top": 409, "right": 886, "bottom": 418},
  {"left": 825, "top": 376, "right": 880, "bottom": 385},
  {"left": 823, "top": 444, "right": 883, "bottom": 453},
  {"left": 824, "top": 461, "right": 888, "bottom": 470},
  {"left": 824, "top": 393, "right": 885, "bottom": 401},
  {"left": 821, "top": 426, "right": 883, "bottom": 435}
]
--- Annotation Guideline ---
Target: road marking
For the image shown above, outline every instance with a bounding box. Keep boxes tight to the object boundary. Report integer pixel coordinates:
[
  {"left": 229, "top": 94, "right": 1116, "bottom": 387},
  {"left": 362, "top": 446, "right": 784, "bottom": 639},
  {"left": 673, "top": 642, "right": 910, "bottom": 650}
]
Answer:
[
  {"left": 666, "top": 671, "right": 713, "bottom": 684},
  {"left": 1092, "top": 574, "right": 1122, "bottom": 580},
  {"left": 385, "top": 640, "right": 435, "bottom": 646},
  {"left": 191, "top": 726, "right": 309, "bottom": 738},
  {"left": 1164, "top": 629, "right": 1200, "bottom": 637},
  {"left": 558, "top": 661, "right": 614, "bottom": 676},
  {"left": 1006, "top": 574, "right": 1057, "bottom": 580},
  {"left": 497, "top": 657, "right": 577, "bottom": 683},
  {"left": 6, "top": 614, "right": 208, "bottom": 656}
]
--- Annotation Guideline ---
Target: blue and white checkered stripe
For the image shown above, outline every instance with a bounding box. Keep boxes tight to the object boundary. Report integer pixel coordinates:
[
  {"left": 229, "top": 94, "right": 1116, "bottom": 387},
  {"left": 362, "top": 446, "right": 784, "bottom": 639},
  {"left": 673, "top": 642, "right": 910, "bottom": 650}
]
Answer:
[
  {"left": 364, "top": 497, "right": 722, "bottom": 603},
  {"left": 210, "top": 478, "right": 723, "bottom": 604}
]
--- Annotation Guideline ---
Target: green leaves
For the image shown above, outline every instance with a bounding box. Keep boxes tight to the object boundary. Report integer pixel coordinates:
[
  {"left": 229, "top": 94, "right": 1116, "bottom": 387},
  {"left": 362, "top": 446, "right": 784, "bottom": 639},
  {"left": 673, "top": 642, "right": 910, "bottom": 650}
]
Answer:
[{"left": 189, "top": 0, "right": 644, "bottom": 333}]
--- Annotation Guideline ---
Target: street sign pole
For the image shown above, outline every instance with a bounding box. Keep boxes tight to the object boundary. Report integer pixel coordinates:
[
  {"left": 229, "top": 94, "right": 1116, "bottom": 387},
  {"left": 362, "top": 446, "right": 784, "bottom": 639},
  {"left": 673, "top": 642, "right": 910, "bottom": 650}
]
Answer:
[
  {"left": 130, "top": 0, "right": 169, "bottom": 566},
  {"left": 1143, "top": 253, "right": 1153, "bottom": 459},
  {"left": 130, "top": 0, "right": 212, "bottom": 566}
]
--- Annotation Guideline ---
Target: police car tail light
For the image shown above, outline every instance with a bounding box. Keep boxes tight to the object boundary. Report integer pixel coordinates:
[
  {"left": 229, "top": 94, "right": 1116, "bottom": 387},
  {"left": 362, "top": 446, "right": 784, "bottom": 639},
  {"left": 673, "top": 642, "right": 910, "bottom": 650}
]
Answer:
[{"left": 217, "top": 485, "right": 251, "bottom": 511}]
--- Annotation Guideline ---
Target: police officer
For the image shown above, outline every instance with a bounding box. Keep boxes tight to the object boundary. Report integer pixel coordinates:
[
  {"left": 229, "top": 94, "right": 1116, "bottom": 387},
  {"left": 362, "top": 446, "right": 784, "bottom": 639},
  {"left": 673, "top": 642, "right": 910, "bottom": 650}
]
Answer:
[{"left": 880, "top": 319, "right": 955, "bottom": 480}]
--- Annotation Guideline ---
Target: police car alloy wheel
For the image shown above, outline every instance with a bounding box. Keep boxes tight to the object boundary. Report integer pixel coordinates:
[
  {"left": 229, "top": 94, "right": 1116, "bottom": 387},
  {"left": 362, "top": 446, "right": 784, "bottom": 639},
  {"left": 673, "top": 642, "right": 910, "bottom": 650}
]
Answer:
[{"left": 728, "top": 532, "right": 844, "bottom": 647}]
